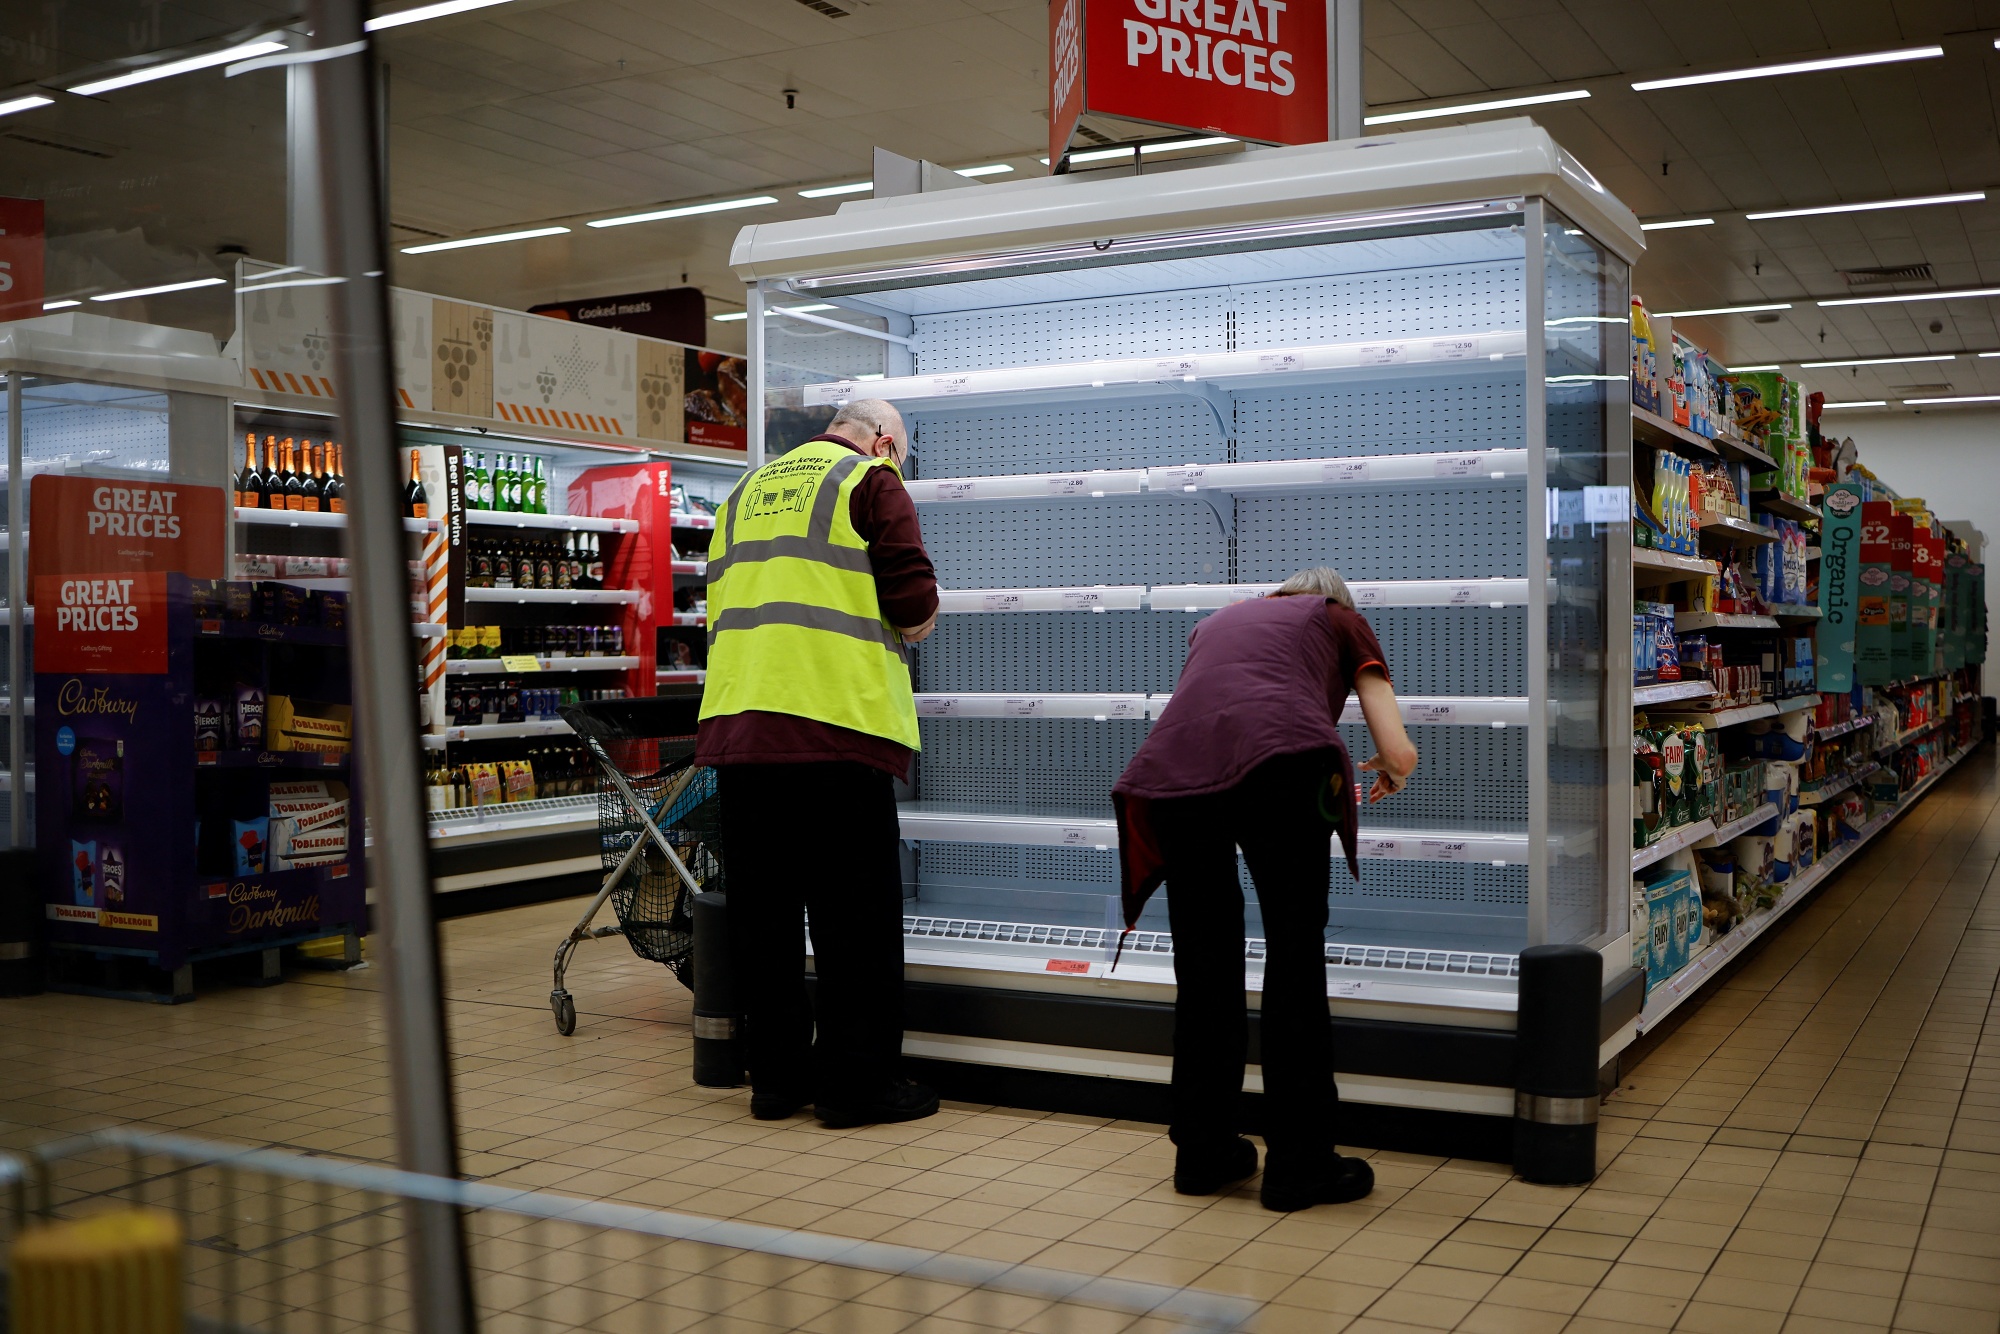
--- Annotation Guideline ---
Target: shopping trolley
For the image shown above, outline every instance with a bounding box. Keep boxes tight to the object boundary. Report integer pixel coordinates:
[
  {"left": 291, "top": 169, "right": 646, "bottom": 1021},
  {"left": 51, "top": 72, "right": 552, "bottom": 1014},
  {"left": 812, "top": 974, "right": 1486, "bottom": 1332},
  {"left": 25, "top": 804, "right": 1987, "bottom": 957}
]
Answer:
[{"left": 550, "top": 696, "right": 723, "bottom": 1035}]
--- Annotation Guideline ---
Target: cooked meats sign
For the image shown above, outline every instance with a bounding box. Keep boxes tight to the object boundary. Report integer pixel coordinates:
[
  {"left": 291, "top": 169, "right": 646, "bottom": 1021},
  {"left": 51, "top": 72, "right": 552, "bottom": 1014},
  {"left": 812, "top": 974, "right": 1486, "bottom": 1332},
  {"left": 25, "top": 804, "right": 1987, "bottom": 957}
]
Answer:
[{"left": 1050, "top": 0, "right": 1328, "bottom": 163}]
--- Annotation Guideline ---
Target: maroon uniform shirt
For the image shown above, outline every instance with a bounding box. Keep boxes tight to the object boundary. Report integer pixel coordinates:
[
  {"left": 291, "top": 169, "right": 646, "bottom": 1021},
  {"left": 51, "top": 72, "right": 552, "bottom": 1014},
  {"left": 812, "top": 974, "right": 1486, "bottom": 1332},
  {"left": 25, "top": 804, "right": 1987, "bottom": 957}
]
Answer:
[{"left": 694, "top": 435, "right": 939, "bottom": 780}]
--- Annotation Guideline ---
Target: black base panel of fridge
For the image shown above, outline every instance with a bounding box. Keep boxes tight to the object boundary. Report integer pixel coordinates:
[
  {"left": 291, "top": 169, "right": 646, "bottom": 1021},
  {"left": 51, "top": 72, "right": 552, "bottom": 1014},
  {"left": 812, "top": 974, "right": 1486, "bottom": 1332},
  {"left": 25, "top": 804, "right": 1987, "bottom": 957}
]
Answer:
[
  {"left": 435, "top": 869, "right": 601, "bottom": 919},
  {"left": 903, "top": 1057, "right": 1516, "bottom": 1165},
  {"left": 431, "top": 828, "right": 601, "bottom": 918}
]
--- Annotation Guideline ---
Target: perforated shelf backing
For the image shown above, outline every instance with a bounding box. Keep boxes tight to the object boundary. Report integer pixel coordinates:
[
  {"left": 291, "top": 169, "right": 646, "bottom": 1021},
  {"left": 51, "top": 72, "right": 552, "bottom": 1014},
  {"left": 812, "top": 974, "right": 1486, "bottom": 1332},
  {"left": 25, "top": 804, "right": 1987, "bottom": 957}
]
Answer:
[{"left": 915, "top": 399, "right": 1224, "bottom": 478}]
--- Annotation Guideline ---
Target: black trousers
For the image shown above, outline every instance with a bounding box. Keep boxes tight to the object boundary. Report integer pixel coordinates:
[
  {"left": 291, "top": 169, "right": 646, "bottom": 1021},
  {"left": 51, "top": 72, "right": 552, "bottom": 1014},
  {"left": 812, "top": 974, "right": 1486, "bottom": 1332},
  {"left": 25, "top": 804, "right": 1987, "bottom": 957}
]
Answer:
[
  {"left": 1151, "top": 750, "right": 1341, "bottom": 1167},
  {"left": 717, "top": 762, "right": 906, "bottom": 1104}
]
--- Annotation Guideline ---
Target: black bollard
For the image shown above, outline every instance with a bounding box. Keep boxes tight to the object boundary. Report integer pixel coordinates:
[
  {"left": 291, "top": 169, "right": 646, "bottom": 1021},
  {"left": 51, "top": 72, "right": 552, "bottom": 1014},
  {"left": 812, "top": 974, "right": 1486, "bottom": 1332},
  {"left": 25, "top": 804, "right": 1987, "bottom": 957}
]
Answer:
[
  {"left": 1513, "top": 944, "right": 1602, "bottom": 1184},
  {"left": 690, "top": 891, "right": 743, "bottom": 1088}
]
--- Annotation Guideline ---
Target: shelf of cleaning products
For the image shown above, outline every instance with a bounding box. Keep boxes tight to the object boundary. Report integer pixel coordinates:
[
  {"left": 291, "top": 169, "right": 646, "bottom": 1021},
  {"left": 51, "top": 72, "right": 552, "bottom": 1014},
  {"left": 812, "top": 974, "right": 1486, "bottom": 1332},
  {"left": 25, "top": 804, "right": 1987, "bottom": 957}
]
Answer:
[
  {"left": 1631, "top": 405, "right": 1721, "bottom": 459},
  {"left": 447, "top": 656, "right": 640, "bottom": 675},
  {"left": 234, "top": 506, "right": 436, "bottom": 533},
  {"left": 905, "top": 449, "right": 1529, "bottom": 507},
  {"left": 1775, "top": 695, "right": 1819, "bottom": 716},
  {"left": 1701, "top": 802, "right": 1780, "bottom": 847},
  {"left": 462, "top": 588, "right": 639, "bottom": 606},
  {"left": 1887, "top": 717, "right": 1951, "bottom": 751},
  {"left": 1634, "top": 680, "right": 1716, "bottom": 708},
  {"left": 1647, "top": 701, "right": 1779, "bottom": 730},
  {"left": 1633, "top": 818, "right": 1717, "bottom": 873},
  {"left": 427, "top": 794, "right": 597, "bottom": 845},
  {"left": 1755, "top": 493, "right": 1819, "bottom": 524},
  {"left": 809, "top": 331, "right": 1529, "bottom": 416},
  {"left": 463, "top": 510, "right": 637, "bottom": 534},
  {"left": 1675, "top": 611, "right": 1780, "bottom": 632},
  {"left": 1814, "top": 715, "right": 1875, "bottom": 741},
  {"left": 1639, "top": 743, "right": 1978, "bottom": 1033},
  {"left": 1699, "top": 516, "right": 1780, "bottom": 545},
  {"left": 1633, "top": 547, "right": 1721, "bottom": 580},
  {"left": 1769, "top": 604, "right": 1822, "bottom": 622},
  {"left": 423, "top": 719, "right": 574, "bottom": 747},
  {"left": 1799, "top": 765, "right": 1881, "bottom": 808}
]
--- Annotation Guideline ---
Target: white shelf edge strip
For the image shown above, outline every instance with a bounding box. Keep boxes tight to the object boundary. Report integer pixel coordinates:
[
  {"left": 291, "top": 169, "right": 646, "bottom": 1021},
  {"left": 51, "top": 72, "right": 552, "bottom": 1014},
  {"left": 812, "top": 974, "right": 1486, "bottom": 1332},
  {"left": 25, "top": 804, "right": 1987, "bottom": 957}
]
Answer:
[
  {"left": 896, "top": 807, "right": 1542, "bottom": 864},
  {"left": 1633, "top": 818, "right": 1717, "bottom": 872},
  {"left": 446, "top": 656, "right": 640, "bottom": 674},
  {"left": 938, "top": 579, "right": 1531, "bottom": 613},
  {"left": 907, "top": 451, "right": 1530, "bottom": 504},
  {"left": 463, "top": 510, "right": 638, "bottom": 533},
  {"left": 1701, "top": 803, "right": 1780, "bottom": 846},
  {"left": 807, "top": 330, "right": 1527, "bottom": 407},
  {"left": 913, "top": 693, "right": 1527, "bottom": 725}
]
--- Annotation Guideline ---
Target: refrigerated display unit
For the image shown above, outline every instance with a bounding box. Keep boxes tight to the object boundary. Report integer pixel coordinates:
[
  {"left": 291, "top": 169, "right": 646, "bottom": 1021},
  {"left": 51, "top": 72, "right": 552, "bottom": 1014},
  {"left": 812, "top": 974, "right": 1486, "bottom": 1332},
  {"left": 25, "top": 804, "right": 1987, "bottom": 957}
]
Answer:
[{"left": 730, "top": 120, "right": 1646, "bottom": 1158}]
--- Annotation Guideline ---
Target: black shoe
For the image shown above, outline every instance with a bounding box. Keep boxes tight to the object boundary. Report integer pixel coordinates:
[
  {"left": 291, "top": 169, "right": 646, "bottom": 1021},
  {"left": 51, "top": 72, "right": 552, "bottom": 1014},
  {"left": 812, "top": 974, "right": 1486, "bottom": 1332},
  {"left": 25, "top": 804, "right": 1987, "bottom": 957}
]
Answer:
[
  {"left": 750, "top": 1088, "right": 811, "bottom": 1121},
  {"left": 814, "top": 1079, "right": 940, "bottom": 1129},
  {"left": 1173, "top": 1137, "right": 1259, "bottom": 1196},
  {"left": 1260, "top": 1155, "right": 1374, "bottom": 1212}
]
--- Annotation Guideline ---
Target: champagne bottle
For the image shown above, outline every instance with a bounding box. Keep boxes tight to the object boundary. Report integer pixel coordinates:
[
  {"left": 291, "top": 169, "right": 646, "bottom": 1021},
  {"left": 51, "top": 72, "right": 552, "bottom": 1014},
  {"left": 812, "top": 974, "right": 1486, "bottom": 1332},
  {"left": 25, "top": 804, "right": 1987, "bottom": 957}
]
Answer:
[
  {"left": 327, "top": 443, "right": 345, "bottom": 514},
  {"left": 405, "top": 448, "right": 429, "bottom": 520},
  {"left": 282, "top": 438, "right": 306, "bottom": 510},
  {"left": 263, "top": 435, "right": 281, "bottom": 508},
  {"left": 301, "top": 441, "right": 323, "bottom": 512},
  {"left": 237, "top": 431, "right": 263, "bottom": 509}
]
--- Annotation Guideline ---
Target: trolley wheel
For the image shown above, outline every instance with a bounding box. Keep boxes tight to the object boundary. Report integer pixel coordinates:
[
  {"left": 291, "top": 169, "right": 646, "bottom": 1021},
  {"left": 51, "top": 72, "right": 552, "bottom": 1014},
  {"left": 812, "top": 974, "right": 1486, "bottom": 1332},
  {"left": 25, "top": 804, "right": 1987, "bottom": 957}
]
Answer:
[{"left": 551, "top": 991, "right": 577, "bottom": 1036}]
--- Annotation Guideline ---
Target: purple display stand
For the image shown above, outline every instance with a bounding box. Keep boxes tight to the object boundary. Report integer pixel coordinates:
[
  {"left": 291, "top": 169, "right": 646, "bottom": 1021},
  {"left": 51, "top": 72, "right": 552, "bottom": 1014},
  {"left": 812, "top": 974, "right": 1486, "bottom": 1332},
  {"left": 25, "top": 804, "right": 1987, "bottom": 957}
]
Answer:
[{"left": 36, "top": 575, "right": 366, "bottom": 1001}]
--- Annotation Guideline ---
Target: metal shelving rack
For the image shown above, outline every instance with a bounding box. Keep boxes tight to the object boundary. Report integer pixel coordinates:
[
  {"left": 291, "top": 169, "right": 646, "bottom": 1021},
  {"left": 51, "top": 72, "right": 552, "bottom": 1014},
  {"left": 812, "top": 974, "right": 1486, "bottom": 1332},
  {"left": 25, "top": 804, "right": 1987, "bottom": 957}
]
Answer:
[{"left": 733, "top": 121, "right": 1644, "bottom": 1144}]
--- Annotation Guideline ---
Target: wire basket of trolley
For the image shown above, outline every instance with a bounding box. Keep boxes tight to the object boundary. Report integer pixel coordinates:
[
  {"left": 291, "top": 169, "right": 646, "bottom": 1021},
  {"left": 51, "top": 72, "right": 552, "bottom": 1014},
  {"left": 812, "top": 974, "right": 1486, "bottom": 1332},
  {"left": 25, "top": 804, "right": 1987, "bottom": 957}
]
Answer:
[{"left": 550, "top": 695, "right": 721, "bottom": 1035}]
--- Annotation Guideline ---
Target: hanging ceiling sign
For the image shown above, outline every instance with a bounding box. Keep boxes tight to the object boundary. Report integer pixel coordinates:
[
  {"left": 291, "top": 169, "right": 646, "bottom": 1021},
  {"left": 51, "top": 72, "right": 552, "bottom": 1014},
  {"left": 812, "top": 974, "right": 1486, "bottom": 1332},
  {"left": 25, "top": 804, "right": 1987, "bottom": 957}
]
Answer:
[{"left": 1050, "top": 0, "right": 1328, "bottom": 165}]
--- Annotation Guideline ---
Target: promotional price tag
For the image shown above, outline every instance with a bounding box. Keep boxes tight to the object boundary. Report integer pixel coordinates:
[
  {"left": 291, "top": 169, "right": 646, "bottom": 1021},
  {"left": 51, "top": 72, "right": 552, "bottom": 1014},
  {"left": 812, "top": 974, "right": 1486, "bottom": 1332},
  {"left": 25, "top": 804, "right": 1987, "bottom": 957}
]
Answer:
[
  {"left": 1430, "top": 337, "right": 1478, "bottom": 361},
  {"left": 1045, "top": 959, "right": 1091, "bottom": 975},
  {"left": 1421, "top": 839, "right": 1470, "bottom": 862},
  {"left": 500, "top": 654, "right": 540, "bottom": 672},
  {"left": 914, "top": 697, "right": 961, "bottom": 717},
  {"left": 1357, "top": 342, "right": 1408, "bottom": 367},
  {"left": 930, "top": 374, "right": 972, "bottom": 396},
  {"left": 1433, "top": 455, "right": 1485, "bottom": 478},
  {"left": 1323, "top": 460, "right": 1371, "bottom": 484},
  {"left": 1047, "top": 475, "right": 1090, "bottom": 496},
  {"left": 935, "top": 481, "right": 977, "bottom": 501},
  {"left": 1407, "top": 703, "right": 1456, "bottom": 724},
  {"left": 1255, "top": 351, "right": 1301, "bottom": 373},
  {"left": 1060, "top": 589, "right": 1108, "bottom": 611},
  {"left": 1004, "top": 697, "right": 1046, "bottom": 717},
  {"left": 1359, "top": 837, "right": 1402, "bottom": 858},
  {"left": 981, "top": 592, "right": 1024, "bottom": 612}
]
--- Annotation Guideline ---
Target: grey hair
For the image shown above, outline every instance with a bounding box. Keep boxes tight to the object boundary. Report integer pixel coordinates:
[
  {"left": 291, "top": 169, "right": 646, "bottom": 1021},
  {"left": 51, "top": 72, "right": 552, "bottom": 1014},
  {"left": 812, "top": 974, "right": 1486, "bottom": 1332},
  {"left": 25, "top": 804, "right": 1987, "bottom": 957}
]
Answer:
[
  {"left": 1274, "top": 566, "right": 1355, "bottom": 609},
  {"left": 827, "top": 398, "right": 902, "bottom": 437}
]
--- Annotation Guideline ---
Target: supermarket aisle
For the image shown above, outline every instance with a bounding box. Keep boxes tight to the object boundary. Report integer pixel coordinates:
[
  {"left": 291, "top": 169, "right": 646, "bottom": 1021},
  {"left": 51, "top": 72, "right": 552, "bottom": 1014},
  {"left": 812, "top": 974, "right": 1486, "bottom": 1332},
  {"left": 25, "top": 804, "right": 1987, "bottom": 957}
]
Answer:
[{"left": 1, "top": 744, "right": 1997, "bottom": 1334}]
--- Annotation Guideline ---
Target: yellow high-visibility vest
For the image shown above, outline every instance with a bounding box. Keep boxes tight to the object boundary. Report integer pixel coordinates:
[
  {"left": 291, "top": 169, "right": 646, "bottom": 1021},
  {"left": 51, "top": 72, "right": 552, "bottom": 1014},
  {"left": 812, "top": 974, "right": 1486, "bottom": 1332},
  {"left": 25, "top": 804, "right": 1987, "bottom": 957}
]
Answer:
[{"left": 699, "top": 441, "right": 920, "bottom": 749}]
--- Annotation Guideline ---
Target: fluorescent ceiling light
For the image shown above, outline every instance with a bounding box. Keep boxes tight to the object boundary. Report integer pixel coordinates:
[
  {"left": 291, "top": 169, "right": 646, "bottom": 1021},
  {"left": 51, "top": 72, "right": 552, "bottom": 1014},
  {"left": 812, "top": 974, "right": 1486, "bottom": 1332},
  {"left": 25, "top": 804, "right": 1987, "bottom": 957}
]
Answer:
[
  {"left": 1728, "top": 364, "right": 1781, "bottom": 372},
  {"left": 1821, "top": 400, "right": 1887, "bottom": 409},
  {"left": 89, "top": 277, "right": 227, "bottom": 302},
  {"left": 1043, "top": 136, "right": 1237, "bottom": 165},
  {"left": 367, "top": 0, "right": 517, "bottom": 31},
  {"left": 711, "top": 312, "right": 747, "bottom": 322},
  {"left": 1982, "top": 351, "right": 2000, "bottom": 358},
  {"left": 1817, "top": 286, "right": 2000, "bottom": 308},
  {"left": 401, "top": 225, "right": 569, "bottom": 254},
  {"left": 1640, "top": 218, "right": 1715, "bottom": 231},
  {"left": 1746, "top": 190, "right": 1986, "bottom": 221},
  {"left": 69, "top": 39, "right": 286, "bottom": 96},
  {"left": 1632, "top": 44, "right": 1942, "bottom": 92},
  {"left": 1364, "top": 88, "right": 1590, "bottom": 125},
  {"left": 955, "top": 164, "right": 1013, "bottom": 177},
  {"left": 0, "top": 95, "right": 52, "bottom": 118},
  {"left": 1903, "top": 394, "right": 2000, "bottom": 405},
  {"left": 41, "top": 299, "right": 81, "bottom": 310},
  {"left": 798, "top": 182, "right": 870, "bottom": 199},
  {"left": 1655, "top": 302, "right": 1794, "bottom": 317},
  {"left": 588, "top": 195, "right": 777, "bottom": 229},
  {"left": 1800, "top": 353, "right": 1956, "bottom": 368}
]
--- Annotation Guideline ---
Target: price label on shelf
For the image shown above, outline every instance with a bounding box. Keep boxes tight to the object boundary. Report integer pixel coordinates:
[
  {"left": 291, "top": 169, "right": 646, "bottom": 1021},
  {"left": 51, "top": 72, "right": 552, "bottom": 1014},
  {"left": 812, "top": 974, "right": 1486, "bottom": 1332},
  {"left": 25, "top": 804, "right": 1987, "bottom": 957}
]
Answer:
[
  {"left": 1352, "top": 585, "right": 1385, "bottom": 606},
  {"left": 1255, "top": 351, "right": 1301, "bottom": 374},
  {"left": 1045, "top": 959, "right": 1091, "bottom": 975},
  {"left": 1430, "top": 337, "right": 1478, "bottom": 361},
  {"left": 1059, "top": 589, "right": 1110, "bottom": 612},
  {"left": 934, "top": 481, "right": 977, "bottom": 501},
  {"left": 1322, "top": 459, "right": 1371, "bottom": 484},
  {"left": 1406, "top": 702, "right": 1456, "bottom": 724},
  {"left": 1447, "top": 584, "right": 1480, "bottom": 605},
  {"left": 1058, "top": 826, "right": 1105, "bottom": 848},
  {"left": 500, "top": 654, "right": 540, "bottom": 673},
  {"left": 1102, "top": 698, "right": 1144, "bottom": 719},
  {"left": 1329, "top": 979, "right": 1369, "bottom": 998},
  {"left": 1359, "top": 836, "right": 1402, "bottom": 859},
  {"left": 930, "top": 374, "right": 973, "bottom": 396},
  {"left": 1433, "top": 455, "right": 1486, "bottom": 478},
  {"left": 1420, "top": 839, "right": 1471, "bottom": 862},
  {"left": 915, "top": 697, "right": 962, "bottom": 717},
  {"left": 1357, "top": 342, "right": 1408, "bottom": 367},
  {"left": 1046, "top": 475, "right": 1091, "bottom": 496},
  {"left": 1157, "top": 466, "right": 1207, "bottom": 492},
  {"left": 1004, "top": 697, "right": 1046, "bottom": 717},
  {"left": 980, "top": 592, "right": 1024, "bottom": 612},
  {"left": 1149, "top": 356, "right": 1200, "bottom": 381}
]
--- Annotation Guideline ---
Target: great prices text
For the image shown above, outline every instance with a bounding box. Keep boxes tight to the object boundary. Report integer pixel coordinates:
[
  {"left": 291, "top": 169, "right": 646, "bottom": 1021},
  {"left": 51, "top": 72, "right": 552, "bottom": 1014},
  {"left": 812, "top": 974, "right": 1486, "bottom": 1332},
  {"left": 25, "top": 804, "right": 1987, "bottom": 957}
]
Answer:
[
  {"left": 87, "top": 485, "right": 182, "bottom": 539},
  {"left": 1123, "top": 0, "right": 1298, "bottom": 95},
  {"left": 54, "top": 577, "right": 143, "bottom": 632}
]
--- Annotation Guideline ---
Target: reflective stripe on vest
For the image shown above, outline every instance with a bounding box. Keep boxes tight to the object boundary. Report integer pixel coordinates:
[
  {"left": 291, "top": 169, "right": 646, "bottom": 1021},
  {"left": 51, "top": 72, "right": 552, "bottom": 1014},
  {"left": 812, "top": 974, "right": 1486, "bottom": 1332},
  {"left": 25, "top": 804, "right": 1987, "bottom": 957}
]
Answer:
[{"left": 698, "top": 442, "right": 920, "bottom": 750}]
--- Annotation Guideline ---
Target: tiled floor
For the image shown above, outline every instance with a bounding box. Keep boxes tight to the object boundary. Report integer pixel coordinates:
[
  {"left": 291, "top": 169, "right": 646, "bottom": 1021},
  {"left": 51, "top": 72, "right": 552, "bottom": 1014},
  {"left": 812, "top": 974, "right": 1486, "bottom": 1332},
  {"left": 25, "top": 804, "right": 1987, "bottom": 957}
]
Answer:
[{"left": 4, "top": 747, "right": 1999, "bottom": 1333}]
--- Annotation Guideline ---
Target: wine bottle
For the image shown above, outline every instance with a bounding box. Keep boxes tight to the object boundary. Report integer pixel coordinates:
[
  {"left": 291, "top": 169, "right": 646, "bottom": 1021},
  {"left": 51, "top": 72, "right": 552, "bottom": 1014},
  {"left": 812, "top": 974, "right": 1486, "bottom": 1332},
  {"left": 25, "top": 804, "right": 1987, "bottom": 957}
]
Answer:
[
  {"left": 282, "top": 438, "right": 306, "bottom": 510},
  {"left": 237, "top": 432, "right": 263, "bottom": 509},
  {"left": 327, "top": 443, "right": 345, "bottom": 514},
  {"left": 263, "top": 435, "right": 281, "bottom": 508},
  {"left": 405, "top": 448, "right": 429, "bottom": 520},
  {"left": 301, "top": 441, "right": 323, "bottom": 512},
  {"left": 586, "top": 532, "right": 605, "bottom": 588}
]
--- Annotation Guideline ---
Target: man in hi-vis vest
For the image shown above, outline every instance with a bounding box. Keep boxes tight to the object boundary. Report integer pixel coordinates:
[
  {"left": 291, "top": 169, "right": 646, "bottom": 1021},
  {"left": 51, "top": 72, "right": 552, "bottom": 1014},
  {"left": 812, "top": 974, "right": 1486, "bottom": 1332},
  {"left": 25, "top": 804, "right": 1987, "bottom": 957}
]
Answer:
[{"left": 696, "top": 399, "right": 940, "bottom": 1129}]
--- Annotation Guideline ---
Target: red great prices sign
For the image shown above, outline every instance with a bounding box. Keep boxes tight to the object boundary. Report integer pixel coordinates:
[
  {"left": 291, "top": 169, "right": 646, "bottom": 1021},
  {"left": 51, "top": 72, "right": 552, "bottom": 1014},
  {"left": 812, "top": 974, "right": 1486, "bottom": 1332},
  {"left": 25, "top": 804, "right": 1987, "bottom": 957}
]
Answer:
[
  {"left": 1050, "top": 0, "right": 1328, "bottom": 164},
  {"left": 34, "top": 574, "right": 169, "bottom": 675}
]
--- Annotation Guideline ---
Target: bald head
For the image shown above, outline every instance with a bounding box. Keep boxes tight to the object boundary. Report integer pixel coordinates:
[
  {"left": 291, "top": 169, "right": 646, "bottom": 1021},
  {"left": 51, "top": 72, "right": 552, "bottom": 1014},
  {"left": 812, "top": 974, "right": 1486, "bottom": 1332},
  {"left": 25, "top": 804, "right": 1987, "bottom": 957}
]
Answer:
[{"left": 825, "top": 398, "right": 908, "bottom": 468}]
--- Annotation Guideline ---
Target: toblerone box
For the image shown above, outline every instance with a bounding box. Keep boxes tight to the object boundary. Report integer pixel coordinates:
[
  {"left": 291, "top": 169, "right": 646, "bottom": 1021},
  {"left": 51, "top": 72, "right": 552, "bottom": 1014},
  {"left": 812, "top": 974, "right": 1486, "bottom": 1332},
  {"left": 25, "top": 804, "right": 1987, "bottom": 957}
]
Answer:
[
  {"left": 1856, "top": 500, "right": 1894, "bottom": 685},
  {"left": 269, "top": 697, "right": 352, "bottom": 741}
]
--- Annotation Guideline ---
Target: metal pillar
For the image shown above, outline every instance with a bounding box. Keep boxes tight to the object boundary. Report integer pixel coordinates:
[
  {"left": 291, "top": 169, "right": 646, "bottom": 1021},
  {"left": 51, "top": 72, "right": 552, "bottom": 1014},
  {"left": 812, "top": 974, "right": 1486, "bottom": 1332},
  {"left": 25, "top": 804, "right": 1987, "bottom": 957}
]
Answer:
[
  {"left": 7, "top": 372, "right": 22, "bottom": 848},
  {"left": 1327, "top": 0, "right": 1363, "bottom": 139},
  {"left": 299, "top": 4, "right": 476, "bottom": 1332}
]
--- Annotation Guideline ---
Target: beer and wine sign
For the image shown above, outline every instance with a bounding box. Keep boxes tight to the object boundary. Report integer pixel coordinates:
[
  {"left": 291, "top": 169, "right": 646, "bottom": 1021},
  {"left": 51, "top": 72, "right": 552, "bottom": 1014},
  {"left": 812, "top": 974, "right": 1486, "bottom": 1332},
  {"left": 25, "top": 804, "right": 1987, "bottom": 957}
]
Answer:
[{"left": 30, "top": 474, "right": 364, "bottom": 981}]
